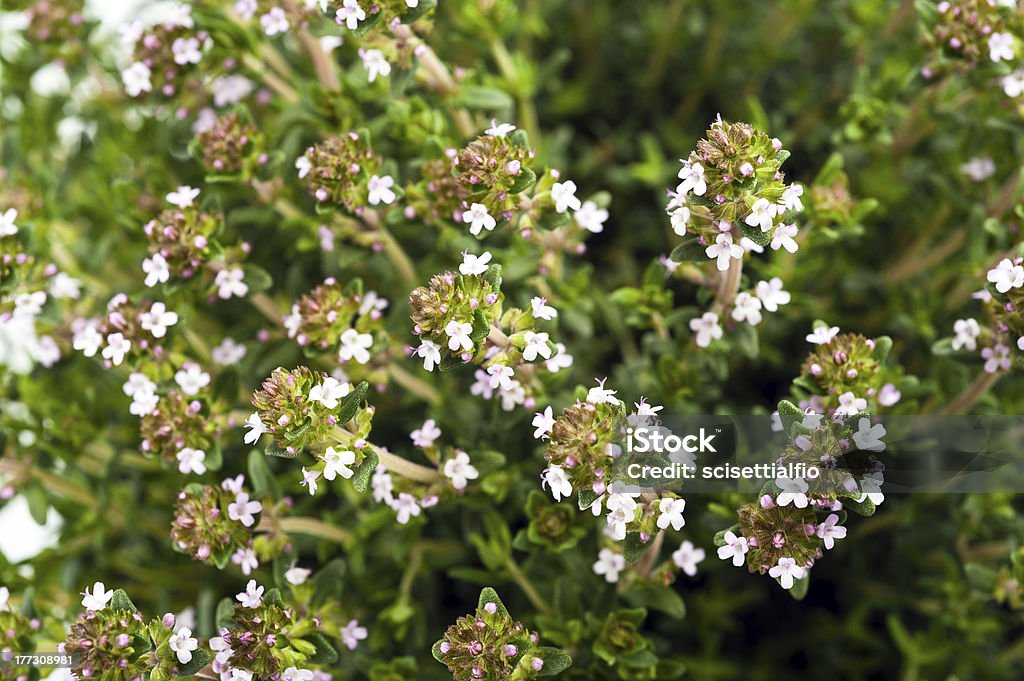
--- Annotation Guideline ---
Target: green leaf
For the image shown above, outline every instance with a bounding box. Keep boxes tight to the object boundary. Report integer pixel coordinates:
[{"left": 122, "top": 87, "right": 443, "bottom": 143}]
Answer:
[
  {"left": 176, "top": 648, "right": 212, "bottom": 677},
  {"left": 306, "top": 632, "right": 339, "bottom": 665},
  {"left": 508, "top": 166, "right": 537, "bottom": 194},
  {"left": 311, "top": 559, "right": 346, "bottom": 608},
  {"left": 337, "top": 380, "right": 369, "bottom": 425},
  {"left": 24, "top": 484, "right": 48, "bottom": 525},
  {"left": 352, "top": 449, "right": 379, "bottom": 493},
  {"left": 459, "top": 86, "right": 515, "bottom": 111},
  {"left": 242, "top": 264, "right": 273, "bottom": 293},
  {"left": 431, "top": 638, "right": 447, "bottom": 663},
  {"left": 535, "top": 646, "right": 573, "bottom": 676},
  {"left": 788, "top": 576, "right": 810, "bottom": 600},
  {"left": 265, "top": 442, "right": 300, "bottom": 458},
  {"left": 477, "top": 587, "right": 510, "bottom": 618},
  {"left": 777, "top": 399, "right": 804, "bottom": 433},
  {"left": 622, "top": 535, "right": 650, "bottom": 564},
  {"left": 622, "top": 582, "right": 686, "bottom": 619},
  {"left": 483, "top": 263, "right": 503, "bottom": 290},
  {"left": 110, "top": 589, "right": 137, "bottom": 613},
  {"left": 215, "top": 598, "right": 234, "bottom": 630},
  {"left": 871, "top": 336, "right": 893, "bottom": 362},
  {"left": 264, "top": 587, "right": 286, "bottom": 608},
  {"left": 248, "top": 449, "right": 280, "bottom": 499},
  {"left": 669, "top": 239, "right": 708, "bottom": 262}
]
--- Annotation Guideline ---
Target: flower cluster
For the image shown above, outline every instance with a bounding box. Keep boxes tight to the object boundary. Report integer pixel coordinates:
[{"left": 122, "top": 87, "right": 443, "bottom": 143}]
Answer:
[
  {"left": 25, "top": 0, "right": 91, "bottom": 63},
  {"left": 432, "top": 588, "right": 570, "bottom": 681},
  {"left": 121, "top": 5, "right": 214, "bottom": 106},
  {"left": 667, "top": 116, "right": 805, "bottom": 271},
  {"left": 409, "top": 267, "right": 501, "bottom": 371},
  {"left": 211, "top": 581, "right": 340, "bottom": 679},
  {"left": 171, "top": 476, "right": 269, "bottom": 570},
  {"left": 799, "top": 329, "right": 905, "bottom": 413},
  {"left": 298, "top": 132, "right": 387, "bottom": 212},
  {"left": 283, "top": 277, "right": 388, "bottom": 368},
  {"left": 921, "top": 0, "right": 1024, "bottom": 99},
  {"left": 194, "top": 111, "right": 267, "bottom": 177},
  {"left": 140, "top": 388, "right": 221, "bottom": 468},
  {"left": 453, "top": 132, "right": 536, "bottom": 223},
  {"left": 716, "top": 404, "right": 886, "bottom": 590}
]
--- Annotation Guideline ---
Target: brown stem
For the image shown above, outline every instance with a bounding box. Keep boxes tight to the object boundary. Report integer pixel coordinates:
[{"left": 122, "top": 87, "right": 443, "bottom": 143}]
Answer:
[
  {"left": 941, "top": 371, "right": 1002, "bottom": 415},
  {"left": 634, "top": 530, "right": 666, "bottom": 580},
  {"left": 711, "top": 258, "right": 743, "bottom": 316},
  {"left": 298, "top": 30, "right": 339, "bottom": 90}
]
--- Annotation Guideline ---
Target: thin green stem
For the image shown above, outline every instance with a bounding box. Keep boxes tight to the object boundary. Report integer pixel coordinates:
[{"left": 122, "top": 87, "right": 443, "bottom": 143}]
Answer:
[{"left": 505, "top": 558, "right": 553, "bottom": 617}]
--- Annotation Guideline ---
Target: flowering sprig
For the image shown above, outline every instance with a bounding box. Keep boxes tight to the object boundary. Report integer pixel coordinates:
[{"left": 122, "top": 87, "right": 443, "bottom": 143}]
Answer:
[
  {"left": 920, "top": 0, "right": 1024, "bottom": 102},
  {"left": 64, "top": 588, "right": 213, "bottom": 679},
  {"left": 299, "top": 131, "right": 389, "bottom": 212},
  {"left": 715, "top": 402, "right": 885, "bottom": 593},
  {"left": 432, "top": 587, "right": 571, "bottom": 681},
  {"left": 171, "top": 475, "right": 277, "bottom": 570},
  {"left": 191, "top": 110, "right": 268, "bottom": 179}
]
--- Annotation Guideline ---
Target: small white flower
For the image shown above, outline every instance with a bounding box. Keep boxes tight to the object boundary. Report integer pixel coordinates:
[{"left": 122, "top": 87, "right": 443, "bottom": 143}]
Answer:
[
  {"left": 301, "top": 467, "right": 320, "bottom": 496},
  {"left": 545, "top": 343, "right": 573, "bottom": 373},
  {"left": 338, "top": 328, "right": 373, "bottom": 364},
  {"left": 770, "top": 222, "right": 799, "bottom": 253},
  {"left": 142, "top": 253, "right": 170, "bottom": 287},
  {"left": 745, "top": 197, "right": 778, "bottom": 232},
  {"left": 961, "top": 157, "right": 996, "bottom": 181},
  {"left": 391, "top": 493, "right": 421, "bottom": 524},
  {"left": 530, "top": 297, "right": 557, "bottom": 320},
  {"left": 982, "top": 344, "right": 1012, "bottom": 373},
  {"left": 459, "top": 250, "right": 492, "bottom": 276},
  {"left": 542, "top": 465, "right": 572, "bottom": 501},
  {"left": 775, "top": 476, "right": 809, "bottom": 508},
  {"left": 522, "top": 331, "right": 552, "bottom": 361},
  {"left": 574, "top": 200, "right": 608, "bottom": 233},
  {"left": 485, "top": 120, "right": 516, "bottom": 137},
  {"left": 835, "top": 391, "right": 867, "bottom": 416},
  {"left": 175, "top": 363, "right": 211, "bottom": 396},
  {"left": 176, "top": 448, "right": 207, "bottom": 475},
  {"left": 336, "top": 0, "right": 366, "bottom": 30},
  {"left": 676, "top": 162, "right": 707, "bottom": 196},
  {"left": 656, "top": 497, "right": 686, "bottom": 531},
  {"left": 987, "top": 258, "right": 1024, "bottom": 293},
  {"left": 285, "top": 564, "right": 312, "bottom": 586},
  {"left": 1003, "top": 70, "right": 1024, "bottom": 98},
  {"left": 167, "top": 185, "right": 200, "bottom": 208},
  {"left": 323, "top": 447, "right": 356, "bottom": 481},
  {"left": 281, "top": 668, "right": 314, "bottom": 681},
  {"left": 717, "top": 531, "right": 749, "bottom": 567},
  {"left": 13, "top": 291, "right": 46, "bottom": 318},
  {"left": 689, "top": 312, "right": 723, "bottom": 348},
  {"left": 234, "top": 548, "right": 260, "bottom": 576},
  {"left": 532, "top": 406, "right": 555, "bottom": 439},
  {"left": 260, "top": 7, "right": 289, "bottom": 35},
  {"left": 244, "top": 413, "right": 267, "bottom": 445},
  {"left": 73, "top": 324, "right": 103, "bottom": 357},
  {"left": 731, "top": 292, "right": 762, "bottom": 326},
  {"left": 230, "top": 671, "right": 254, "bottom": 681},
  {"left": 0, "top": 208, "right": 18, "bottom": 236},
  {"left": 50, "top": 272, "right": 81, "bottom": 299},
  {"left": 139, "top": 301, "right": 179, "bottom": 338},
  {"left": 586, "top": 377, "right": 618, "bottom": 404},
  {"left": 486, "top": 365, "right": 515, "bottom": 391},
  {"left": 857, "top": 472, "right": 885, "bottom": 506},
  {"left": 340, "top": 620, "right": 367, "bottom": 650},
  {"left": 0, "top": 586, "right": 8, "bottom": 611},
  {"left": 672, "top": 540, "right": 706, "bottom": 577},
  {"left": 946, "top": 319, "right": 978, "bottom": 350},
  {"left": 296, "top": 154, "right": 312, "bottom": 179},
  {"left": 878, "top": 383, "right": 902, "bottom": 407},
  {"left": 236, "top": 579, "right": 264, "bottom": 607},
  {"left": 669, "top": 206, "right": 690, "bottom": 236},
  {"left": 989, "top": 32, "right": 1015, "bottom": 62},
  {"left": 411, "top": 419, "right": 441, "bottom": 447},
  {"left": 171, "top": 36, "right": 202, "bottom": 65},
  {"left": 443, "top": 450, "right": 479, "bottom": 490},
  {"left": 463, "top": 203, "right": 496, "bottom": 236},
  {"left": 309, "top": 376, "right": 351, "bottom": 409},
  {"left": 122, "top": 62, "right": 152, "bottom": 97},
  {"left": 169, "top": 627, "right": 199, "bottom": 664},
  {"left": 222, "top": 475, "right": 245, "bottom": 494},
  {"left": 779, "top": 184, "right": 804, "bottom": 213},
  {"left": 367, "top": 174, "right": 396, "bottom": 206},
  {"left": 806, "top": 325, "right": 839, "bottom": 345},
  {"left": 167, "top": 3, "right": 195, "bottom": 28},
  {"left": 816, "top": 513, "right": 847, "bottom": 550},
  {"left": 129, "top": 388, "right": 159, "bottom": 417},
  {"left": 80, "top": 582, "right": 114, "bottom": 611},
  {"left": 592, "top": 548, "right": 625, "bottom": 583},
  {"left": 754, "top": 277, "right": 790, "bottom": 312},
  {"left": 215, "top": 267, "right": 249, "bottom": 299},
  {"left": 550, "top": 181, "right": 582, "bottom": 213},
  {"left": 123, "top": 372, "right": 156, "bottom": 397},
  {"left": 228, "top": 492, "right": 262, "bottom": 527},
  {"left": 852, "top": 417, "right": 886, "bottom": 452},
  {"left": 768, "top": 556, "right": 807, "bottom": 590},
  {"left": 444, "top": 320, "right": 473, "bottom": 352},
  {"left": 497, "top": 380, "right": 525, "bottom": 411},
  {"left": 212, "top": 338, "right": 247, "bottom": 366},
  {"left": 235, "top": 0, "right": 257, "bottom": 20},
  {"left": 705, "top": 232, "right": 744, "bottom": 271},
  {"left": 359, "top": 48, "right": 391, "bottom": 82},
  {"left": 102, "top": 333, "right": 131, "bottom": 366},
  {"left": 372, "top": 465, "right": 394, "bottom": 503},
  {"left": 416, "top": 340, "right": 442, "bottom": 371}
]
